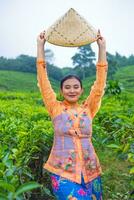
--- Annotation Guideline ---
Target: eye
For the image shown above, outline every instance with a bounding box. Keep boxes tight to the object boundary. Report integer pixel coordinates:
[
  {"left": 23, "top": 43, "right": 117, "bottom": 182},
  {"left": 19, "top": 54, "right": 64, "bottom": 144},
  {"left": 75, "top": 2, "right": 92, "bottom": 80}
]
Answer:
[
  {"left": 74, "top": 85, "right": 80, "bottom": 89},
  {"left": 64, "top": 85, "right": 71, "bottom": 89}
]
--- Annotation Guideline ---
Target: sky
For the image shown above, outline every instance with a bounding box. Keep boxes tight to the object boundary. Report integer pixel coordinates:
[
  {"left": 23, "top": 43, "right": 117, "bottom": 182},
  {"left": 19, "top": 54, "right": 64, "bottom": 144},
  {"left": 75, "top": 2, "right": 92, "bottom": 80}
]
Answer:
[{"left": 0, "top": 0, "right": 134, "bottom": 68}]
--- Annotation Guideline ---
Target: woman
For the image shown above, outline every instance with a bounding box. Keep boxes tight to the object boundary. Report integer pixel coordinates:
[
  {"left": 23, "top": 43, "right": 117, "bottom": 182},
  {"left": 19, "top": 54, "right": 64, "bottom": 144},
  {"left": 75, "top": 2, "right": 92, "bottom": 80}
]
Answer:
[{"left": 37, "top": 30, "right": 108, "bottom": 200}]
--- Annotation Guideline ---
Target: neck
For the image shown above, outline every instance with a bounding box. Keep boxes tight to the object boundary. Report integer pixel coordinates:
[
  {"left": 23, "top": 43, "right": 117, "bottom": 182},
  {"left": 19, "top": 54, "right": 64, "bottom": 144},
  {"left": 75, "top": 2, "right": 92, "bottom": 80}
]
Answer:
[{"left": 63, "top": 99, "right": 79, "bottom": 108}]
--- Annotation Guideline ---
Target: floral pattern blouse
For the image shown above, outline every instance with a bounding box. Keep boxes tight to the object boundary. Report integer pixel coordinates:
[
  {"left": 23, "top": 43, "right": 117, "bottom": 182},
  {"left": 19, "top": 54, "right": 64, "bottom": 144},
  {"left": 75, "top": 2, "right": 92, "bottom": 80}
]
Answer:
[{"left": 37, "top": 59, "right": 108, "bottom": 184}]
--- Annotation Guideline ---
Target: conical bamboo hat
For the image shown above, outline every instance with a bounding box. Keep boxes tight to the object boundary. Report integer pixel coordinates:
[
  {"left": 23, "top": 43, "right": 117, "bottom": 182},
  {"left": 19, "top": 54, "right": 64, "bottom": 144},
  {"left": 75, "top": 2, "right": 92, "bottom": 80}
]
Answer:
[{"left": 46, "top": 8, "right": 98, "bottom": 47}]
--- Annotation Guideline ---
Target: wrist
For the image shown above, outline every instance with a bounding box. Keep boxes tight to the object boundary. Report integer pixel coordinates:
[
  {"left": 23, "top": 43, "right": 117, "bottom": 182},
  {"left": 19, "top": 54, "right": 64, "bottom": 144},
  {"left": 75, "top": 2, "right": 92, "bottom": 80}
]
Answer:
[
  {"left": 37, "top": 42, "right": 46, "bottom": 48},
  {"left": 98, "top": 47, "right": 106, "bottom": 55},
  {"left": 98, "top": 45, "right": 106, "bottom": 50}
]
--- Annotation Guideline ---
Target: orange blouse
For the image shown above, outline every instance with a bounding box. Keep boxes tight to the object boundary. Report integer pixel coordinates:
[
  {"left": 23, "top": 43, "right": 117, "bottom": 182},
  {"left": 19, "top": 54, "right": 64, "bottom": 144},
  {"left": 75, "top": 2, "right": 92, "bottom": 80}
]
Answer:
[{"left": 36, "top": 59, "right": 108, "bottom": 184}]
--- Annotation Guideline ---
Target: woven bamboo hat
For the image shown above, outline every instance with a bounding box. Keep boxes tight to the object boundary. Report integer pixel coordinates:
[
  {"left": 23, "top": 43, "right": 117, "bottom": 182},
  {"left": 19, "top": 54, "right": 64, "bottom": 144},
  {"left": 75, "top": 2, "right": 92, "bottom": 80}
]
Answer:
[{"left": 46, "top": 8, "right": 98, "bottom": 47}]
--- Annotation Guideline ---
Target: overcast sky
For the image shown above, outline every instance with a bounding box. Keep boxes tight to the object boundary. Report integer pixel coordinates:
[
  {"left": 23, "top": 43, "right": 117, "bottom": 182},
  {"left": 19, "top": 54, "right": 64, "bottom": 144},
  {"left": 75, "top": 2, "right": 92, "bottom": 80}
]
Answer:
[{"left": 0, "top": 0, "right": 134, "bottom": 67}]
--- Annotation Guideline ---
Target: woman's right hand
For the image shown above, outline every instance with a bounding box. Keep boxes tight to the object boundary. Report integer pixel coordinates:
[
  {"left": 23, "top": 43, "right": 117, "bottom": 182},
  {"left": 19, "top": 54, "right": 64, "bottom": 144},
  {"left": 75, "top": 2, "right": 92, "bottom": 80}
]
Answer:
[{"left": 37, "top": 31, "right": 46, "bottom": 46}]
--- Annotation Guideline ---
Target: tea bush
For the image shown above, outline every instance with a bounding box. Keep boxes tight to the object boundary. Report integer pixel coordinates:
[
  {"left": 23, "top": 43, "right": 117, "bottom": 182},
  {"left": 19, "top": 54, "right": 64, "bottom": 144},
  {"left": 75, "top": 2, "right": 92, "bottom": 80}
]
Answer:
[{"left": 0, "top": 91, "right": 133, "bottom": 199}]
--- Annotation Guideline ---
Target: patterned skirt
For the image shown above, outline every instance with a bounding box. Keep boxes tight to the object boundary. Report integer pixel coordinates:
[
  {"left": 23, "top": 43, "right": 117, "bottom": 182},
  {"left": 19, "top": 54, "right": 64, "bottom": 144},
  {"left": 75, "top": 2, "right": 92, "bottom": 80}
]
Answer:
[{"left": 50, "top": 173, "right": 103, "bottom": 200}]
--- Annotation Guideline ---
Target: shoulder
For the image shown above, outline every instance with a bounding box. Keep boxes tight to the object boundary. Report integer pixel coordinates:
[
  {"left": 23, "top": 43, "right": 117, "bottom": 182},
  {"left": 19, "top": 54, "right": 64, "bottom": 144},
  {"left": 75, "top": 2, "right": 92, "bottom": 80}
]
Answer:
[{"left": 50, "top": 100, "right": 64, "bottom": 119}]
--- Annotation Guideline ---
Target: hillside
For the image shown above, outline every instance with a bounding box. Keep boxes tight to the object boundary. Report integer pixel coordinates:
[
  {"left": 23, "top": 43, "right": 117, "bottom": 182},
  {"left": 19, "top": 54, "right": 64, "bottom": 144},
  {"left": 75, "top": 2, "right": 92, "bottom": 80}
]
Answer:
[
  {"left": 0, "top": 70, "right": 59, "bottom": 92},
  {"left": 0, "top": 65, "right": 134, "bottom": 94},
  {"left": 114, "top": 65, "right": 134, "bottom": 92},
  {"left": 83, "top": 65, "right": 134, "bottom": 95}
]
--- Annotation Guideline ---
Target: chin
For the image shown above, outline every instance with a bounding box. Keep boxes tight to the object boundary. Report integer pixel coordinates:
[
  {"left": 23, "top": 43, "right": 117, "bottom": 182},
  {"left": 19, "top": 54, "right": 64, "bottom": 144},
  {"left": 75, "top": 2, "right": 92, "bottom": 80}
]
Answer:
[{"left": 67, "top": 98, "right": 78, "bottom": 103}]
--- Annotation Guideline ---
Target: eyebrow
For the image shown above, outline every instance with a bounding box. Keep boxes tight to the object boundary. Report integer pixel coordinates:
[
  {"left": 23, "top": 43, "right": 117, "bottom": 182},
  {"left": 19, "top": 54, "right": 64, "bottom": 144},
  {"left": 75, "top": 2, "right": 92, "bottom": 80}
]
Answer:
[{"left": 64, "top": 84, "right": 80, "bottom": 87}]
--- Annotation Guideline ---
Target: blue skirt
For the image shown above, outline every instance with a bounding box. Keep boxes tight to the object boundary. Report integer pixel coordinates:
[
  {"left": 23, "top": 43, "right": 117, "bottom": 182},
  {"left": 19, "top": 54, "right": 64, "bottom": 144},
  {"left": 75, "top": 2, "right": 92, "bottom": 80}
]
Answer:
[{"left": 50, "top": 173, "right": 103, "bottom": 200}]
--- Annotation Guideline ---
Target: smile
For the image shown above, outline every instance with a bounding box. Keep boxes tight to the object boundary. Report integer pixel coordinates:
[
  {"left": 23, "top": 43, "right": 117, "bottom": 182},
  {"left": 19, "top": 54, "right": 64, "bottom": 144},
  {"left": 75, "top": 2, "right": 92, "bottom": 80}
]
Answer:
[{"left": 68, "top": 95, "right": 77, "bottom": 98}]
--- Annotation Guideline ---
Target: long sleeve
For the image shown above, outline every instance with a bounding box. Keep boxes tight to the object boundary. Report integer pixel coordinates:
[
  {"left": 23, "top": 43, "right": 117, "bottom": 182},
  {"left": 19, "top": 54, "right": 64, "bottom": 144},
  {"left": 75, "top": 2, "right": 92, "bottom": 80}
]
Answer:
[
  {"left": 84, "top": 61, "right": 108, "bottom": 119},
  {"left": 36, "top": 59, "right": 60, "bottom": 117}
]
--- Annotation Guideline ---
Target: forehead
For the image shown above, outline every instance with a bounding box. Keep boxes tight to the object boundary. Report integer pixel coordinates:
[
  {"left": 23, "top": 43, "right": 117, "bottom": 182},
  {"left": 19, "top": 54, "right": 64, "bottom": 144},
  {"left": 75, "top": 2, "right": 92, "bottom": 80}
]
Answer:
[{"left": 63, "top": 78, "right": 81, "bottom": 86}]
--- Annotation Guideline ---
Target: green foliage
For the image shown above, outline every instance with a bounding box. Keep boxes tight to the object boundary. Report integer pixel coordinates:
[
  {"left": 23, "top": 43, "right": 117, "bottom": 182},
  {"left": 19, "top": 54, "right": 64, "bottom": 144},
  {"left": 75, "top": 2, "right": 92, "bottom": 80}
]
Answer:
[
  {"left": 0, "top": 92, "right": 55, "bottom": 199},
  {"left": 47, "top": 64, "right": 63, "bottom": 81},
  {"left": 0, "top": 51, "right": 134, "bottom": 84},
  {"left": 0, "top": 55, "right": 36, "bottom": 73},
  {"left": 61, "top": 67, "right": 75, "bottom": 76},
  {"left": 98, "top": 148, "right": 131, "bottom": 200},
  {"left": 0, "top": 90, "right": 134, "bottom": 199},
  {"left": 114, "top": 65, "right": 134, "bottom": 92},
  {"left": 0, "top": 70, "right": 59, "bottom": 92},
  {"left": 93, "top": 93, "right": 134, "bottom": 193},
  {"left": 106, "top": 80, "right": 123, "bottom": 95},
  {"left": 0, "top": 54, "right": 63, "bottom": 82},
  {"left": 0, "top": 62, "right": 134, "bottom": 199},
  {"left": 0, "top": 70, "right": 38, "bottom": 92},
  {"left": 71, "top": 44, "right": 95, "bottom": 79},
  {"left": 115, "top": 52, "right": 134, "bottom": 67},
  {"left": 107, "top": 52, "right": 118, "bottom": 79},
  {"left": 0, "top": 144, "right": 41, "bottom": 199}
]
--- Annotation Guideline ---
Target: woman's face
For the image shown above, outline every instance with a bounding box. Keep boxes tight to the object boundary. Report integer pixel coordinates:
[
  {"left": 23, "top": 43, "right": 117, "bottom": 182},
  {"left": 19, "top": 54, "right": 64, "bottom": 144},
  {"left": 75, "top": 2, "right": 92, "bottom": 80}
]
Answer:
[{"left": 61, "top": 78, "right": 83, "bottom": 103}]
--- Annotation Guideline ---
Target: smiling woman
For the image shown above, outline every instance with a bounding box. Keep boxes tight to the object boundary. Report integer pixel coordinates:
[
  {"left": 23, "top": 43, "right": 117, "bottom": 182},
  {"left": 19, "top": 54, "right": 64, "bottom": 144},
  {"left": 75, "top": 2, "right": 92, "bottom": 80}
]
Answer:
[
  {"left": 36, "top": 29, "right": 108, "bottom": 200},
  {"left": 60, "top": 75, "right": 83, "bottom": 104}
]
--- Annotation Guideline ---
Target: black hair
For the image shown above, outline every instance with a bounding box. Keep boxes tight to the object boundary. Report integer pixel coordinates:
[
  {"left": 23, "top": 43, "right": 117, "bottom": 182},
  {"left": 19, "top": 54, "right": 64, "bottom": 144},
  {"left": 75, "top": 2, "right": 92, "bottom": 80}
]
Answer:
[{"left": 60, "top": 74, "right": 83, "bottom": 90}]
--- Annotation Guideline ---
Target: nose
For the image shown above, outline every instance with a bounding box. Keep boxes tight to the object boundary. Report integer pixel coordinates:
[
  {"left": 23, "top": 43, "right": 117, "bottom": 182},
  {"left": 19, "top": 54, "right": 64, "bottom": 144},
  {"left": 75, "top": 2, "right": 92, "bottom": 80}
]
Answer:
[{"left": 70, "top": 87, "right": 75, "bottom": 93}]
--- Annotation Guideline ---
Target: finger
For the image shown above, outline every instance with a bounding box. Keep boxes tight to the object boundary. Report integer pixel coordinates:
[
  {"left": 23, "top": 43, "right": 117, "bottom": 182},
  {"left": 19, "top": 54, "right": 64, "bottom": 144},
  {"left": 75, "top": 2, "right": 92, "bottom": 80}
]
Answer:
[
  {"left": 40, "top": 32, "right": 45, "bottom": 35},
  {"left": 97, "top": 29, "right": 100, "bottom": 36},
  {"left": 40, "top": 32, "right": 45, "bottom": 36},
  {"left": 40, "top": 34, "right": 44, "bottom": 39},
  {"left": 97, "top": 34, "right": 102, "bottom": 39},
  {"left": 97, "top": 29, "right": 102, "bottom": 39}
]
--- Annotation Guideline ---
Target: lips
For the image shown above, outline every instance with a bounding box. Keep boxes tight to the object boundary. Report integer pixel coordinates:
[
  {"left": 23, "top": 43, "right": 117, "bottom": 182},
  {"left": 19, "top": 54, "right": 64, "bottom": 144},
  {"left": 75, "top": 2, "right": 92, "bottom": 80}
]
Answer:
[{"left": 68, "top": 95, "right": 77, "bottom": 98}]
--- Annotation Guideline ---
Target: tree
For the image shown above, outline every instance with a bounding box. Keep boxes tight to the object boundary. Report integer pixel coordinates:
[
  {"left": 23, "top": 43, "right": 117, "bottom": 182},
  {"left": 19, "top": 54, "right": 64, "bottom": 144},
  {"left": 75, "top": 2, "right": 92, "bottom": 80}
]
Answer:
[
  {"left": 16, "top": 54, "right": 36, "bottom": 73},
  {"left": 128, "top": 54, "right": 134, "bottom": 65},
  {"left": 47, "top": 63, "right": 63, "bottom": 81},
  {"left": 45, "top": 49, "right": 55, "bottom": 64},
  {"left": 115, "top": 52, "right": 128, "bottom": 67},
  {"left": 107, "top": 52, "right": 118, "bottom": 79},
  {"left": 71, "top": 44, "right": 95, "bottom": 79}
]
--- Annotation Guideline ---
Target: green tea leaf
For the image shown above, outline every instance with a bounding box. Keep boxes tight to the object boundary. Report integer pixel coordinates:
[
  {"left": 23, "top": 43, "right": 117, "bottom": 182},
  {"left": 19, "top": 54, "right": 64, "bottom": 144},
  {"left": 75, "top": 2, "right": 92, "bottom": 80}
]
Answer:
[
  {"left": 0, "top": 193, "right": 8, "bottom": 200},
  {"left": 15, "top": 182, "right": 41, "bottom": 197},
  {"left": 130, "top": 167, "right": 134, "bottom": 174},
  {"left": 0, "top": 180, "right": 15, "bottom": 192},
  {"left": 106, "top": 144, "right": 121, "bottom": 149}
]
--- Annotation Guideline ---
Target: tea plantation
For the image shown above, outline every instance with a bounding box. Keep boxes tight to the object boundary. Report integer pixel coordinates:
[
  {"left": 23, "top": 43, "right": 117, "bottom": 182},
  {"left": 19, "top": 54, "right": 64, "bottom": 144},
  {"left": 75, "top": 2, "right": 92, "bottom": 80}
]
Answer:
[{"left": 0, "top": 66, "right": 134, "bottom": 199}]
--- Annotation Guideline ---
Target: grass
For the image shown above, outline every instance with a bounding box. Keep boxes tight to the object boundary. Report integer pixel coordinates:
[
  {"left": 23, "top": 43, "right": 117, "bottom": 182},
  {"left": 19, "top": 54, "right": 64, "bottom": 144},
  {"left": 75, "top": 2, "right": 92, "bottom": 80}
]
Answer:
[
  {"left": 114, "top": 65, "right": 134, "bottom": 92},
  {"left": 0, "top": 65, "right": 134, "bottom": 94},
  {"left": 96, "top": 147, "right": 132, "bottom": 200},
  {"left": 0, "top": 70, "right": 37, "bottom": 91},
  {"left": 0, "top": 70, "right": 59, "bottom": 92}
]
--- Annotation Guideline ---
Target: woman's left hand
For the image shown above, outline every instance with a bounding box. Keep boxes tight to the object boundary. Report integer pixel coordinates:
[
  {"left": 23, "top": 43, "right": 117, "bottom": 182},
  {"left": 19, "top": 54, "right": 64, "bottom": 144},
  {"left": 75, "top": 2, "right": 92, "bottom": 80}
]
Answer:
[{"left": 97, "top": 29, "right": 106, "bottom": 49}]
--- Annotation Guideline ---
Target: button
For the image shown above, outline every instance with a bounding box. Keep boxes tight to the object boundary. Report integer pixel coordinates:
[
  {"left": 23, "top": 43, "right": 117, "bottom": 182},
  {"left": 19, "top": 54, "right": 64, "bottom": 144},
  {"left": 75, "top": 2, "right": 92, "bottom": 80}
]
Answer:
[
  {"left": 75, "top": 113, "right": 78, "bottom": 117},
  {"left": 75, "top": 131, "right": 78, "bottom": 135}
]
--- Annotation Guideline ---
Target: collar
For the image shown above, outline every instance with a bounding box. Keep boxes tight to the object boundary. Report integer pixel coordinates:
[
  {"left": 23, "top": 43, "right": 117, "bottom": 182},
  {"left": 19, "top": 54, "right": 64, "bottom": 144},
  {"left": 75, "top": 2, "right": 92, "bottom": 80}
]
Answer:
[{"left": 62, "top": 99, "right": 79, "bottom": 108}]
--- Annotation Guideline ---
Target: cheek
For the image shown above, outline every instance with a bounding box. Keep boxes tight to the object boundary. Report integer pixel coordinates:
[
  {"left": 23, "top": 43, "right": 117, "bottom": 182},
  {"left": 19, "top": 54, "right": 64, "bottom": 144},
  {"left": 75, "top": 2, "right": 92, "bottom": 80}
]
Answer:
[
  {"left": 61, "top": 88, "right": 82, "bottom": 96},
  {"left": 76, "top": 89, "right": 82, "bottom": 95},
  {"left": 62, "top": 89, "right": 69, "bottom": 96}
]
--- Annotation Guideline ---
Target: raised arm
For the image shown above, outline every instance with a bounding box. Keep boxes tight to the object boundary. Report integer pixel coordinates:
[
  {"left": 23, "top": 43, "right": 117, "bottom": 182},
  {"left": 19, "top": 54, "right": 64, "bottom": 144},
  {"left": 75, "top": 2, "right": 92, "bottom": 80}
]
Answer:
[
  {"left": 84, "top": 30, "right": 108, "bottom": 119},
  {"left": 36, "top": 31, "right": 59, "bottom": 117}
]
